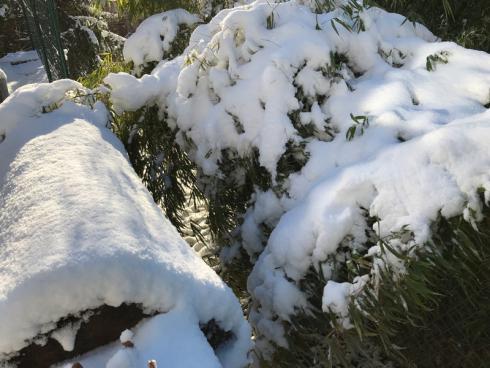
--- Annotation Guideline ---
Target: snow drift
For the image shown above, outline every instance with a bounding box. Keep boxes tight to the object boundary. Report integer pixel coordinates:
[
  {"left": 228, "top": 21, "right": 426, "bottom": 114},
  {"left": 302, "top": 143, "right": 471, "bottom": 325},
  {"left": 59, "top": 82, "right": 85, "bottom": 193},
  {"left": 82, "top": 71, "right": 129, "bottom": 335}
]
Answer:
[{"left": 0, "top": 81, "right": 251, "bottom": 367}]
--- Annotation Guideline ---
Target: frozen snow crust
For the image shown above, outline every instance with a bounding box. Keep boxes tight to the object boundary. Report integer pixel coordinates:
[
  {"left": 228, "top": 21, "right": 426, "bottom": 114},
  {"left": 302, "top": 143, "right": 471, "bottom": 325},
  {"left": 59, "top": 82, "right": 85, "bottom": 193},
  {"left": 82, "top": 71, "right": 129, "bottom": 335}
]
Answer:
[
  {"left": 0, "top": 81, "right": 251, "bottom": 367},
  {"left": 105, "top": 0, "right": 490, "bottom": 357}
]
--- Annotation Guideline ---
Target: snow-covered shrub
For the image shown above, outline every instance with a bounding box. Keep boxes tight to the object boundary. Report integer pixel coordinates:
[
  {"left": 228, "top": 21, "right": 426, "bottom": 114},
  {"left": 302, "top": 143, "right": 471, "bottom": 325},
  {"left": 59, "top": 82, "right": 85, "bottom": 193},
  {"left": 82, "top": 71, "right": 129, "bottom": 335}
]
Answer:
[
  {"left": 104, "top": 0, "right": 490, "bottom": 364},
  {"left": 123, "top": 9, "right": 201, "bottom": 75},
  {"left": 0, "top": 81, "right": 251, "bottom": 368},
  {"left": 341, "top": 206, "right": 490, "bottom": 367},
  {"left": 60, "top": 13, "right": 126, "bottom": 78}
]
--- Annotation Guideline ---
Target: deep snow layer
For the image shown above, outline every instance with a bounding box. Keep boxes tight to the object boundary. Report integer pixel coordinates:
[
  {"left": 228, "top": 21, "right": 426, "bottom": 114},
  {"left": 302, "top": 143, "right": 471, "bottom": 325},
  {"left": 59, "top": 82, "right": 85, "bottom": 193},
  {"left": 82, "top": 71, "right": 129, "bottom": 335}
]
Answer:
[
  {"left": 105, "top": 0, "right": 490, "bottom": 353},
  {"left": 0, "top": 81, "right": 251, "bottom": 367}
]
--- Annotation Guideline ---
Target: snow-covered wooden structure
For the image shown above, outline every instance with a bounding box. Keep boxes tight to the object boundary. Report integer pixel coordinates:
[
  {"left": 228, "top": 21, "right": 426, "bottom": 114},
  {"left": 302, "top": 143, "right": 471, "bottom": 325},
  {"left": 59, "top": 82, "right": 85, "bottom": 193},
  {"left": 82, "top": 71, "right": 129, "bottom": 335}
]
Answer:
[{"left": 0, "top": 81, "right": 251, "bottom": 368}]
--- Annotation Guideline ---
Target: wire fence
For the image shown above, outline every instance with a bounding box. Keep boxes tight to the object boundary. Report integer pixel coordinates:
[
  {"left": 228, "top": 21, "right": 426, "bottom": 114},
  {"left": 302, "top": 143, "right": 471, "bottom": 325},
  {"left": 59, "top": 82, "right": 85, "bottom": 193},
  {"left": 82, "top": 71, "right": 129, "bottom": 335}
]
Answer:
[{"left": 19, "top": 0, "right": 68, "bottom": 81}]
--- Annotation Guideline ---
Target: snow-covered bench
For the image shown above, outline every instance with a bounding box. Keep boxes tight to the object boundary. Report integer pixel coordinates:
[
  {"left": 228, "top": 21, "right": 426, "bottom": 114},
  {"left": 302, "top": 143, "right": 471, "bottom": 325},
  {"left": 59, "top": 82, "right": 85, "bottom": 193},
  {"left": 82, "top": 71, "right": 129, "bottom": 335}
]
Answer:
[{"left": 0, "top": 81, "right": 251, "bottom": 368}]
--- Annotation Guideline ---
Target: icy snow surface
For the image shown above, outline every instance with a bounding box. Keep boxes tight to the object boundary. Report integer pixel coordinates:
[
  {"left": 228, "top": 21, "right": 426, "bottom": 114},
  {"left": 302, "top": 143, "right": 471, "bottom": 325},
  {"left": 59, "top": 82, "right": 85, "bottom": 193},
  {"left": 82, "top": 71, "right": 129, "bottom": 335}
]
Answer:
[
  {"left": 0, "top": 51, "right": 47, "bottom": 93},
  {"left": 0, "top": 81, "right": 251, "bottom": 367},
  {"left": 104, "top": 0, "right": 490, "bottom": 350}
]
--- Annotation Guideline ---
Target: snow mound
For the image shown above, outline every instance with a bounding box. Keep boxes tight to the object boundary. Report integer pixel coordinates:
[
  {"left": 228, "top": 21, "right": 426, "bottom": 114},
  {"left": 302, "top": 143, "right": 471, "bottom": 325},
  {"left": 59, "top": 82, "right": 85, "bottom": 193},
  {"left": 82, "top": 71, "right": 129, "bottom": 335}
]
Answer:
[
  {"left": 123, "top": 9, "right": 200, "bottom": 70},
  {"left": 104, "top": 0, "right": 490, "bottom": 355},
  {"left": 0, "top": 81, "right": 251, "bottom": 367}
]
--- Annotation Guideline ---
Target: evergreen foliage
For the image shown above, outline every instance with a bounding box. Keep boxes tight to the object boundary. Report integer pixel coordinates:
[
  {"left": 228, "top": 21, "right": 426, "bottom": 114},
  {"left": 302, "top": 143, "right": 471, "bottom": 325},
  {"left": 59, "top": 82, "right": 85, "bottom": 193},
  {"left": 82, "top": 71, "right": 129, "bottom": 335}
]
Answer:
[
  {"left": 115, "top": 105, "right": 204, "bottom": 233},
  {"left": 94, "top": 0, "right": 237, "bottom": 23},
  {"left": 77, "top": 53, "right": 129, "bottom": 92},
  {"left": 61, "top": 16, "right": 125, "bottom": 78},
  {"left": 194, "top": 148, "right": 271, "bottom": 247},
  {"left": 94, "top": 0, "right": 197, "bottom": 23},
  {"left": 264, "top": 203, "right": 490, "bottom": 368},
  {"left": 373, "top": 0, "right": 490, "bottom": 52},
  {"left": 346, "top": 204, "right": 490, "bottom": 368}
]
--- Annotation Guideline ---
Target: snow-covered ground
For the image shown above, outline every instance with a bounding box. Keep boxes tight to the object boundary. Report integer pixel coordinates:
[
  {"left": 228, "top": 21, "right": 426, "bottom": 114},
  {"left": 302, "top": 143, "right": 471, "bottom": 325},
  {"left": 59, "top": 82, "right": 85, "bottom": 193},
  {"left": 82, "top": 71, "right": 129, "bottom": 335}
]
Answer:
[
  {"left": 0, "top": 81, "right": 251, "bottom": 367},
  {"left": 0, "top": 50, "right": 47, "bottom": 93}
]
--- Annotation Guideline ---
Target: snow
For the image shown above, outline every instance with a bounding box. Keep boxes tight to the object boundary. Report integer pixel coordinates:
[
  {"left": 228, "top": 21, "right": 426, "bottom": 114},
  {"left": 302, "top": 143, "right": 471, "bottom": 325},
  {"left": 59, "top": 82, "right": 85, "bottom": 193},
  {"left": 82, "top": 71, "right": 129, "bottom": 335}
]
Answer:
[
  {"left": 322, "top": 281, "right": 351, "bottom": 316},
  {"left": 51, "top": 322, "right": 81, "bottom": 352},
  {"left": 0, "top": 81, "right": 251, "bottom": 366},
  {"left": 104, "top": 0, "right": 490, "bottom": 353},
  {"left": 123, "top": 9, "right": 200, "bottom": 70},
  {"left": 107, "top": 1, "right": 436, "bottom": 178},
  {"left": 104, "top": 57, "right": 182, "bottom": 114},
  {"left": 70, "top": 306, "right": 224, "bottom": 368},
  {"left": 168, "top": 1, "right": 437, "bottom": 179},
  {"left": 0, "top": 51, "right": 47, "bottom": 93},
  {"left": 251, "top": 110, "right": 490, "bottom": 330},
  {"left": 120, "top": 329, "right": 134, "bottom": 344},
  {"left": 0, "top": 4, "right": 7, "bottom": 18}
]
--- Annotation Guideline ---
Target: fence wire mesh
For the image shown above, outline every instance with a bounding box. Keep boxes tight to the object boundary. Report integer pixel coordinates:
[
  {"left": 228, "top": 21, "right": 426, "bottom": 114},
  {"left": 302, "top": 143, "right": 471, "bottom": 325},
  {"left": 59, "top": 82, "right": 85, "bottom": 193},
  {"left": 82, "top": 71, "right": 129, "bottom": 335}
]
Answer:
[{"left": 19, "top": 0, "right": 68, "bottom": 81}]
